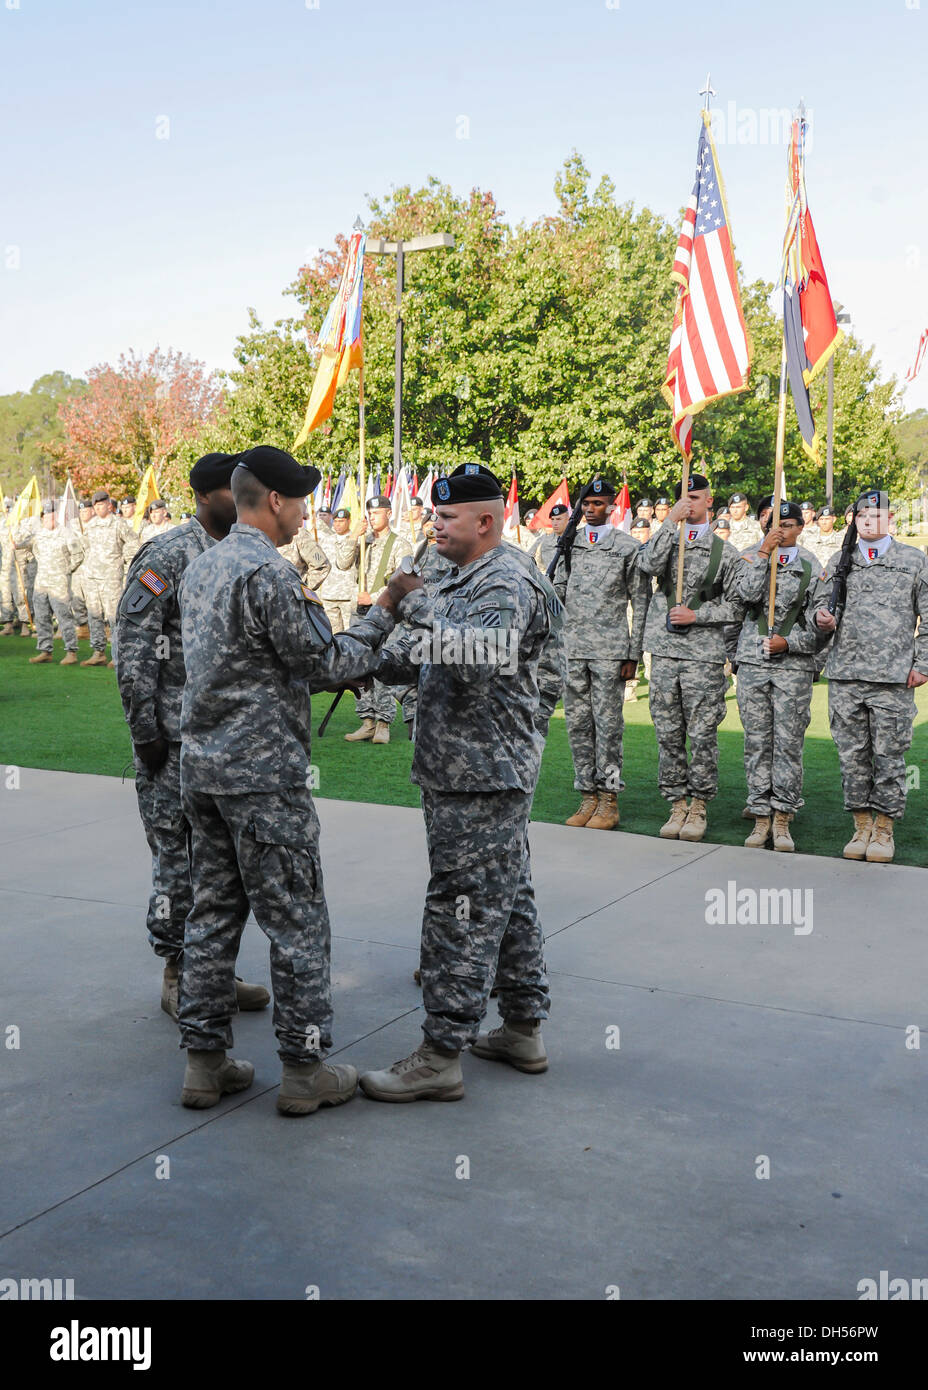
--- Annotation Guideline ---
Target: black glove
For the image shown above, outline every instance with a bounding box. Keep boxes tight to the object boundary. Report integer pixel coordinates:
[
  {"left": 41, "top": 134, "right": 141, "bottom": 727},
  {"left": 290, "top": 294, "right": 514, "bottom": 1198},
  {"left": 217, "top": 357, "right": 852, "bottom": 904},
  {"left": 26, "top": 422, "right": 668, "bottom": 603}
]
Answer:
[{"left": 135, "top": 736, "right": 169, "bottom": 774}]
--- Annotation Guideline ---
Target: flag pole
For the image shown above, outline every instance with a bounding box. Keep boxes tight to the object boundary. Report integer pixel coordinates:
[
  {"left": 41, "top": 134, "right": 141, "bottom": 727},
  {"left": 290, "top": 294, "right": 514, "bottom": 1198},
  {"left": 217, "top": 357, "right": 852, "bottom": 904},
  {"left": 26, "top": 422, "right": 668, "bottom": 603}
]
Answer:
[
  {"left": 308, "top": 490, "right": 318, "bottom": 541},
  {"left": 358, "top": 355, "right": 367, "bottom": 593},
  {"left": 766, "top": 344, "right": 789, "bottom": 628}
]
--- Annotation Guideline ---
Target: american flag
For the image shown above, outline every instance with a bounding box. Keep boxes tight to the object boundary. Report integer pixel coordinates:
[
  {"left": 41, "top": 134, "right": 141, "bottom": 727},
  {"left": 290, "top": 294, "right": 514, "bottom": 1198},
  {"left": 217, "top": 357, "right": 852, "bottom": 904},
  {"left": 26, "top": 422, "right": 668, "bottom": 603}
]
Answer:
[
  {"left": 906, "top": 328, "right": 928, "bottom": 383},
  {"left": 663, "top": 114, "right": 751, "bottom": 459}
]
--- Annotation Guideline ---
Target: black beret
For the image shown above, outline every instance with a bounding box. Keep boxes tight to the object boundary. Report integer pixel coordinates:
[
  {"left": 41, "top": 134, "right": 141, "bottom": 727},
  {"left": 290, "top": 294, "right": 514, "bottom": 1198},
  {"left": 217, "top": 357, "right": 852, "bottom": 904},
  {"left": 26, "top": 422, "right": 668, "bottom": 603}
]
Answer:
[
  {"left": 630, "top": 518, "right": 650, "bottom": 531},
  {"left": 636, "top": 497, "right": 653, "bottom": 507},
  {"left": 716, "top": 511, "right": 732, "bottom": 523},
  {"left": 799, "top": 499, "right": 816, "bottom": 510},
  {"left": 728, "top": 492, "right": 748, "bottom": 504},
  {"left": 855, "top": 488, "right": 889, "bottom": 512},
  {"left": 588, "top": 477, "right": 616, "bottom": 498},
  {"left": 655, "top": 496, "right": 671, "bottom": 505},
  {"left": 236, "top": 445, "right": 320, "bottom": 498},
  {"left": 756, "top": 493, "right": 775, "bottom": 518},
  {"left": 42, "top": 500, "right": 57, "bottom": 514},
  {"left": 674, "top": 473, "right": 709, "bottom": 500},
  {"left": 318, "top": 505, "right": 333, "bottom": 514},
  {"left": 410, "top": 496, "right": 424, "bottom": 507},
  {"left": 421, "top": 508, "right": 434, "bottom": 520},
  {"left": 333, "top": 507, "right": 351, "bottom": 519},
  {"left": 818, "top": 505, "right": 836, "bottom": 518},
  {"left": 433, "top": 464, "right": 503, "bottom": 504},
  {"left": 123, "top": 495, "right": 136, "bottom": 504},
  {"left": 92, "top": 490, "right": 110, "bottom": 503},
  {"left": 189, "top": 451, "right": 238, "bottom": 494},
  {"left": 366, "top": 494, "right": 391, "bottom": 510},
  {"left": 550, "top": 503, "right": 569, "bottom": 517},
  {"left": 778, "top": 500, "right": 803, "bottom": 523},
  {"left": 524, "top": 509, "right": 538, "bottom": 519},
  {"left": 78, "top": 498, "right": 92, "bottom": 509},
  {"left": 150, "top": 499, "right": 167, "bottom": 510}
]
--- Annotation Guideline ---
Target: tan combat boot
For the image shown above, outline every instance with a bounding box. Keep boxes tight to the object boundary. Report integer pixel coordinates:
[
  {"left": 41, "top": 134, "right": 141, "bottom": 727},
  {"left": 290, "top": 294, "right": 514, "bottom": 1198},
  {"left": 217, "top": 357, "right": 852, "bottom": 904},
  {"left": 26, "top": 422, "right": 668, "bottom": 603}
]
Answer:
[
  {"left": 679, "top": 797, "right": 708, "bottom": 843},
  {"left": 181, "top": 1049, "right": 255, "bottom": 1109},
  {"left": 565, "top": 792, "right": 598, "bottom": 827},
  {"left": 344, "top": 718, "right": 375, "bottom": 742},
  {"left": 80, "top": 650, "right": 107, "bottom": 667},
  {"left": 744, "top": 815, "right": 771, "bottom": 849},
  {"left": 771, "top": 811, "right": 795, "bottom": 853},
  {"left": 235, "top": 976, "right": 270, "bottom": 1010},
  {"left": 277, "top": 1058, "right": 359, "bottom": 1116},
  {"left": 75, "top": 624, "right": 90, "bottom": 640},
  {"left": 865, "top": 812, "right": 895, "bottom": 864},
  {"left": 59, "top": 651, "right": 78, "bottom": 666},
  {"left": 587, "top": 791, "right": 619, "bottom": 831},
  {"left": 843, "top": 810, "right": 872, "bottom": 860},
  {"left": 0, "top": 623, "right": 15, "bottom": 636},
  {"left": 359, "top": 1041, "right": 464, "bottom": 1102},
  {"left": 29, "top": 652, "right": 53, "bottom": 664},
  {"left": 371, "top": 720, "right": 391, "bottom": 744},
  {"left": 471, "top": 1019, "right": 548, "bottom": 1074},
  {"left": 161, "top": 959, "right": 180, "bottom": 1019},
  {"left": 659, "top": 798, "right": 689, "bottom": 839}
]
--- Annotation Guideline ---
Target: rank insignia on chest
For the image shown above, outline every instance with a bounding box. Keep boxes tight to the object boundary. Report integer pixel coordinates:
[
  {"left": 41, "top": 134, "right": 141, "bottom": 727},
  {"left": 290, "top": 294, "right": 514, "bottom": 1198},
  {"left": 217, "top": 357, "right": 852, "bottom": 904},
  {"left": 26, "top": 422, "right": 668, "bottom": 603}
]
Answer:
[
  {"left": 139, "top": 569, "right": 168, "bottom": 596},
  {"left": 300, "top": 583, "right": 322, "bottom": 604}
]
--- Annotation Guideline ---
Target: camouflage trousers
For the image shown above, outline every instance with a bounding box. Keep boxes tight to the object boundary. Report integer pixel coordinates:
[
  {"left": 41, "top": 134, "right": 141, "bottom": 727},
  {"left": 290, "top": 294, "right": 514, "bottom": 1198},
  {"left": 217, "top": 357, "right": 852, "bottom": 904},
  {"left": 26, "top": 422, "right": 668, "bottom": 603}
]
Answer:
[
  {"left": 322, "top": 597, "right": 353, "bottom": 634},
  {"left": 83, "top": 573, "right": 123, "bottom": 652},
  {"left": 180, "top": 783, "right": 332, "bottom": 1060},
  {"left": 649, "top": 656, "right": 727, "bottom": 802},
  {"left": 0, "top": 553, "right": 27, "bottom": 623},
  {"left": 33, "top": 589, "right": 77, "bottom": 654},
  {"left": 70, "top": 569, "right": 88, "bottom": 626},
  {"left": 419, "top": 788, "right": 550, "bottom": 1052},
  {"left": 828, "top": 679, "right": 916, "bottom": 819},
  {"left": 564, "top": 658, "right": 627, "bottom": 791},
  {"left": 135, "top": 743, "right": 192, "bottom": 962},
  {"left": 355, "top": 677, "right": 398, "bottom": 724},
  {"left": 736, "top": 661, "right": 813, "bottom": 814}
]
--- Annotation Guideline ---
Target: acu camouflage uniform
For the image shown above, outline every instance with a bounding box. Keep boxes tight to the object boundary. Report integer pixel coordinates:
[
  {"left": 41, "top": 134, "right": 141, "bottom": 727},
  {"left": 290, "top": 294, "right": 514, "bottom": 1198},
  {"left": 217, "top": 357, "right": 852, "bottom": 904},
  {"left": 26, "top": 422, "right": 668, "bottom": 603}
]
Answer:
[
  {"left": 113, "top": 521, "right": 218, "bottom": 965},
  {"left": 734, "top": 544, "right": 830, "bottom": 814},
  {"left": 728, "top": 514, "right": 764, "bottom": 552},
  {"left": 316, "top": 528, "right": 356, "bottom": 634},
  {"left": 335, "top": 523, "right": 414, "bottom": 724},
  {"left": 12, "top": 519, "right": 38, "bottom": 621},
  {"left": 139, "top": 518, "right": 176, "bottom": 545},
  {"left": 811, "top": 538, "right": 928, "bottom": 819},
  {"left": 552, "top": 526, "right": 650, "bottom": 793},
  {"left": 82, "top": 512, "right": 139, "bottom": 651},
  {"left": 177, "top": 522, "right": 394, "bottom": 1061},
  {"left": 29, "top": 524, "right": 84, "bottom": 653},
  {"left": 376, "top": 542, "right": 557, "bottom": 1051},
  {"left": 1, "top": 519, "right": 30, "bottom": 624},
  {"left": 637, "top": 523, "right": 744, "bottom": 802}
]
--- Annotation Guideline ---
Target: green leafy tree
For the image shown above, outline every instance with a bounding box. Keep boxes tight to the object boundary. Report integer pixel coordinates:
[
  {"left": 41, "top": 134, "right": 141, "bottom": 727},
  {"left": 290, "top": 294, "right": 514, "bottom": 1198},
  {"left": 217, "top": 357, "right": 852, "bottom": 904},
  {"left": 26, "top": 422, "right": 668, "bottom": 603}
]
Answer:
[{"left": 0, "top": 372, "right": 86, "bottom": 496}]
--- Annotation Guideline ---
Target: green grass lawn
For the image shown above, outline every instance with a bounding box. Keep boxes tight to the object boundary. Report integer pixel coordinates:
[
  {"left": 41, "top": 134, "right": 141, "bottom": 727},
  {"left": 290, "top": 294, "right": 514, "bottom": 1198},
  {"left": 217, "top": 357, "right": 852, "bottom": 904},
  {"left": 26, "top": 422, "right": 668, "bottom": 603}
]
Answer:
[{"left": 2, "top": 630, "right": 926, "bottom": 866}]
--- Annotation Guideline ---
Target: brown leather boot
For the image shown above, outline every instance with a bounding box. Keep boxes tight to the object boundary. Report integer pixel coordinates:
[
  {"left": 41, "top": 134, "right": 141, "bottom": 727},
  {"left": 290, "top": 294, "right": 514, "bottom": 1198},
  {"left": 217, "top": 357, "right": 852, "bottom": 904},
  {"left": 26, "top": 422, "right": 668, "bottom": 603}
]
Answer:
[
  {"left": 771, "top": 811, "right": 795, "bottom": 852},
  {"left": 679, "top": 797, "right": 708, "bottom": 842},
  {"left": 865, "top": 812, "right": 895, "bottom": 864},
  {"left": 843, "top": 810, "right": 872, "bottom": 860},
  {"left": 0, "top": 623, "right": 15, "bottom": 636},
  {"left": 29, "top": 652, "right": 53, "bottom": 664},
  {"left": 344, "top": 718, "right": 375, "bottom": 742},
  {"left": 75, "top": 624, "right": 90, "bottom": 639},
  {"left": 371, "top": 720, "right": 391, "bottom": 744},
  {"left": 566, "top": 792, "right": 598, "bottom": 827},
  {"left": 659, "top": 798, "right": 688, "bottom": 839},
  {"left": 80, "top": 650, "right": 107, "bottom": 667},
  {"left": 59, "top": 651, "right": 78, "bottom": 665},
  {"left": 587, "top": 791, "right": 619, "bottom": 830},
  {"left": 744, "top": 815, "right": 771, "bottom": 849}
]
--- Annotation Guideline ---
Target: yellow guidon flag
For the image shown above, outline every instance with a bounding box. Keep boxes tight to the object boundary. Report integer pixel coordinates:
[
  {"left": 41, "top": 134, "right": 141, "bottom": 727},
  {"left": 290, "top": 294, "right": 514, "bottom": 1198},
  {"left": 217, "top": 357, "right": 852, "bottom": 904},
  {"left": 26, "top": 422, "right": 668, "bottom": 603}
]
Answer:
[
  {"left": 9, "top": 474, "right": 41, "bottom": 526},
  {"left": 133, "top": 464, "right": 160, "bottom": 532},
  {"left": 294, "top": 231, "right": 366, "bottom": 447}
]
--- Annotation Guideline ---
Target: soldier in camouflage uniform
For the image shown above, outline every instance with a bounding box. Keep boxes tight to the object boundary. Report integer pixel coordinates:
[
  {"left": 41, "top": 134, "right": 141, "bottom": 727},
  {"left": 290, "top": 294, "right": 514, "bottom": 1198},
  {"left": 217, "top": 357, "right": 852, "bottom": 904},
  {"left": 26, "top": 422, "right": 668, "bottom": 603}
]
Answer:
[
  {"left": 176, "top": 446, "right": 410, "bottom": 1115},
  {"left": 733, "top": 501, "right": 830, "bottom": 851},
  {"left": 552, "top": 479, "right": 650, "bottom": 831},
  {"left": 336, "top": 493, "right": 414, "bottom": 743},
  {"left": 531, "top": 502, "right": 569, "bottom": 573},
  {"left": 360, "top": 464, "right": 556, "bottom": 1102},
  {"left": 11, "top": 515, "right": 38, "bottom": 628},
  {"left": 806, "top": 504, "right": 842, "bottom": 570},
  {"left": 649, "top": 496, "right": 671, "bottom": 539},
  {"left": 812, "top": 488, "right": 928, "bottom": 864},
  {"left": 316, "top": 507, "right": 355, "bottom": 633},
  {"left": 1, "top": 509, "right": 30, "bottom": 633},
  {"left": 277, "top": 520, "right": 330, "bottom": 591},
  {"left": 80, "top": 489, "right": 139, "bottom": 666},
  {"left": 25, "top": 502, "right": 84, "bottom": 665},
  {"left": 636, "top": 472, "right": 745, "bottom": 842},
  {"left": 68, "top": 501, "right": 93, "bottom": 636},
  {"left": 727, "top": 492, "right": 764, "bottom": 551},
  {"left": 799, "top": 500, "right": 820, "bottom": 549},
  {"left": 113, "top": 452, "right": 269, "bottom": 1022},
  {"left": 139, "top": 500, "right": 176, "bottom": 544}
]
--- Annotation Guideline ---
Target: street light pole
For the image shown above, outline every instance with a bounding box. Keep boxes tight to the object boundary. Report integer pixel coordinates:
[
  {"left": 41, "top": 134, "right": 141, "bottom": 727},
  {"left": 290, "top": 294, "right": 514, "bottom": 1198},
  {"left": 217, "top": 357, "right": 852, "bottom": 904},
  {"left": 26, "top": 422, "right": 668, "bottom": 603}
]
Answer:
[{"left": 365, "top": 232, "right": 455, "bottom": 473}]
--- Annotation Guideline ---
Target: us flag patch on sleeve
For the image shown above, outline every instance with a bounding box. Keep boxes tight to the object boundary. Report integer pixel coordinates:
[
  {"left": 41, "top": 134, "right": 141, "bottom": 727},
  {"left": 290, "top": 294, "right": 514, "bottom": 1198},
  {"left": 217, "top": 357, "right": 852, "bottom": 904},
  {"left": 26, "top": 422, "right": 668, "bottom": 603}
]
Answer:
[{"left": 139, "top": 569, "right": 168, "bottom": 596}]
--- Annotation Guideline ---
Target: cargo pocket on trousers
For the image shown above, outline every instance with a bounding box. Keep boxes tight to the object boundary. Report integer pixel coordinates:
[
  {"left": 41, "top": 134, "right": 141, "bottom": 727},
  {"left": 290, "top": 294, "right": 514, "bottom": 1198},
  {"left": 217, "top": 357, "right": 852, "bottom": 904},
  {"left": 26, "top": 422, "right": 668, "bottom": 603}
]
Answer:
[{"left": 248, "top": 807, "right": 318, "bottom": 902}]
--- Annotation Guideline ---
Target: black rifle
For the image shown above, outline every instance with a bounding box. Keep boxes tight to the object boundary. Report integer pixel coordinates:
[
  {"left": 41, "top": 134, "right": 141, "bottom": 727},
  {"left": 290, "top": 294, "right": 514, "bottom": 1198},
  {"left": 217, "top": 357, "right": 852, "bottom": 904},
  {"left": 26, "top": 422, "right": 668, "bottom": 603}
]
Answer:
[
  {"left": 546, "top": 480, "right": 596, "bottom": 583},
  {"left": 825, "top": 517, "right": 858, "bottom": 622}
]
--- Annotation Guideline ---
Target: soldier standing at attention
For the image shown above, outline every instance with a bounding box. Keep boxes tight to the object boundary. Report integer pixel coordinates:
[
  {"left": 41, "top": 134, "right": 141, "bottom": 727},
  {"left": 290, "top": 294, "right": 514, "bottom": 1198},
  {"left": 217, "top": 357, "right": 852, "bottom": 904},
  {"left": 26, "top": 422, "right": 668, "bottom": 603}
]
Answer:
[
  {"left": 553, "top": 478, "right": 650, "bottom": 830},
  {"left": 277, "top": 517, "right": 330, "bottom": 591},
  {"left": 316, "top": 505, "right": 333, "bottom": 533},
  {"left": 80, "top": 489, "right": 139, "bottom": 667},
  {"left": 807, "top": 504, "right": 842, "bottom": 569},
  {"left": 139, "top": 500, "right": 175, "bottom": 544},
  {"left": 359, "top": 464, "right": 555, "bottom": 1102},
  {"left": 26, "top": 502, "right": 84, "bottom": 665},
  {"left": 68, "top": 499, "right": 94, "bottom": 639},
  {"left": 727, "top": 493, "right": 764, "bottom": 551},
  {"left": 812, "top": 488, "right": 928, "bottom": 863},
  {"left": 636, "top": 472, "right": 744, "bottom": 842},
  {"left": 113, "top": 452, "right": 269, "bottom": 1022},
  {"left": 799, "top": 500, "right": 820, "bottom": 548},
  {"left": 176, "top": 445, "right": 414, "bottom": 1114},
  {"left": 316, "top": 507, "right": 356, "bottom": 633},
  {"left": 532, "top": 502, "right": 569, "bottom": 573},
  {"left": 337, "top": 493, "right": 413, "bottom": 744},
  {"left": 650, "top": 497, "right": 671, "bottom": 538},
  {"left": 734, "top": 501, "right": 829, "bottom": 851}
]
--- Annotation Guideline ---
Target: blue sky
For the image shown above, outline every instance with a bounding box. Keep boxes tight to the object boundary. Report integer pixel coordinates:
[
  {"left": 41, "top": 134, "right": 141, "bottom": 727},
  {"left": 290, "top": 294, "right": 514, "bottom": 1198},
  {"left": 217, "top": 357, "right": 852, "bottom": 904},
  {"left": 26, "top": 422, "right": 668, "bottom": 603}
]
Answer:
[{"left": 2, "top": 0, "right": 927, "bottom": 415}]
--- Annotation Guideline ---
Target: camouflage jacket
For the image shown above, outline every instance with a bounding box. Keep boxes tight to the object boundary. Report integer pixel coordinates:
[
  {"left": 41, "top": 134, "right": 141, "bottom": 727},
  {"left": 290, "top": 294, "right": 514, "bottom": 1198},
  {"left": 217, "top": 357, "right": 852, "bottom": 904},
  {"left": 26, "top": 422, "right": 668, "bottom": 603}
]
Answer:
[
  {"left": 734, "top": 544, "right": 830, "bottom": 667},
  {"left": 376, "top": 542, "right": 557, "bottom": 793},
  {"left": 278, "top": 527, "right": 331, "bottom": 591},
  {"left": 811, "top": 538, "right": 928, "bottom": 684},
  {"left": 532, "top": 531, "right": 561, "bottom": 576},
  {"left": 139, "top": 520, "right": 176, "bottom": 544},
  {"left": 179, "top": 522, "right": 394, "bottom": 794},
  {"left": 335, "top": 526, "right": 414, "bottom": 601},
  {"left": 30, "top": 526, "right": 84, "bottom": 598},
  {"left": 806, "top": 529, "right": 842, "bottom": 570},
  {"left": 551, "top": 525, "right": 650, "bottom": 662},
  {"left": 114, "top": 519, "right": 216, "bottom": 746},
  {"left": 728, "top": 516, "right": 764, "bottom": 552},
  {"left": 636, "top": 522, "right": 744, "bottom": 663},
  {"left": 317, "top": 529, "right": 356, "bottom": 601},
  {"left": 83, "top": 513, "right": 139, "bottom": 581}
]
